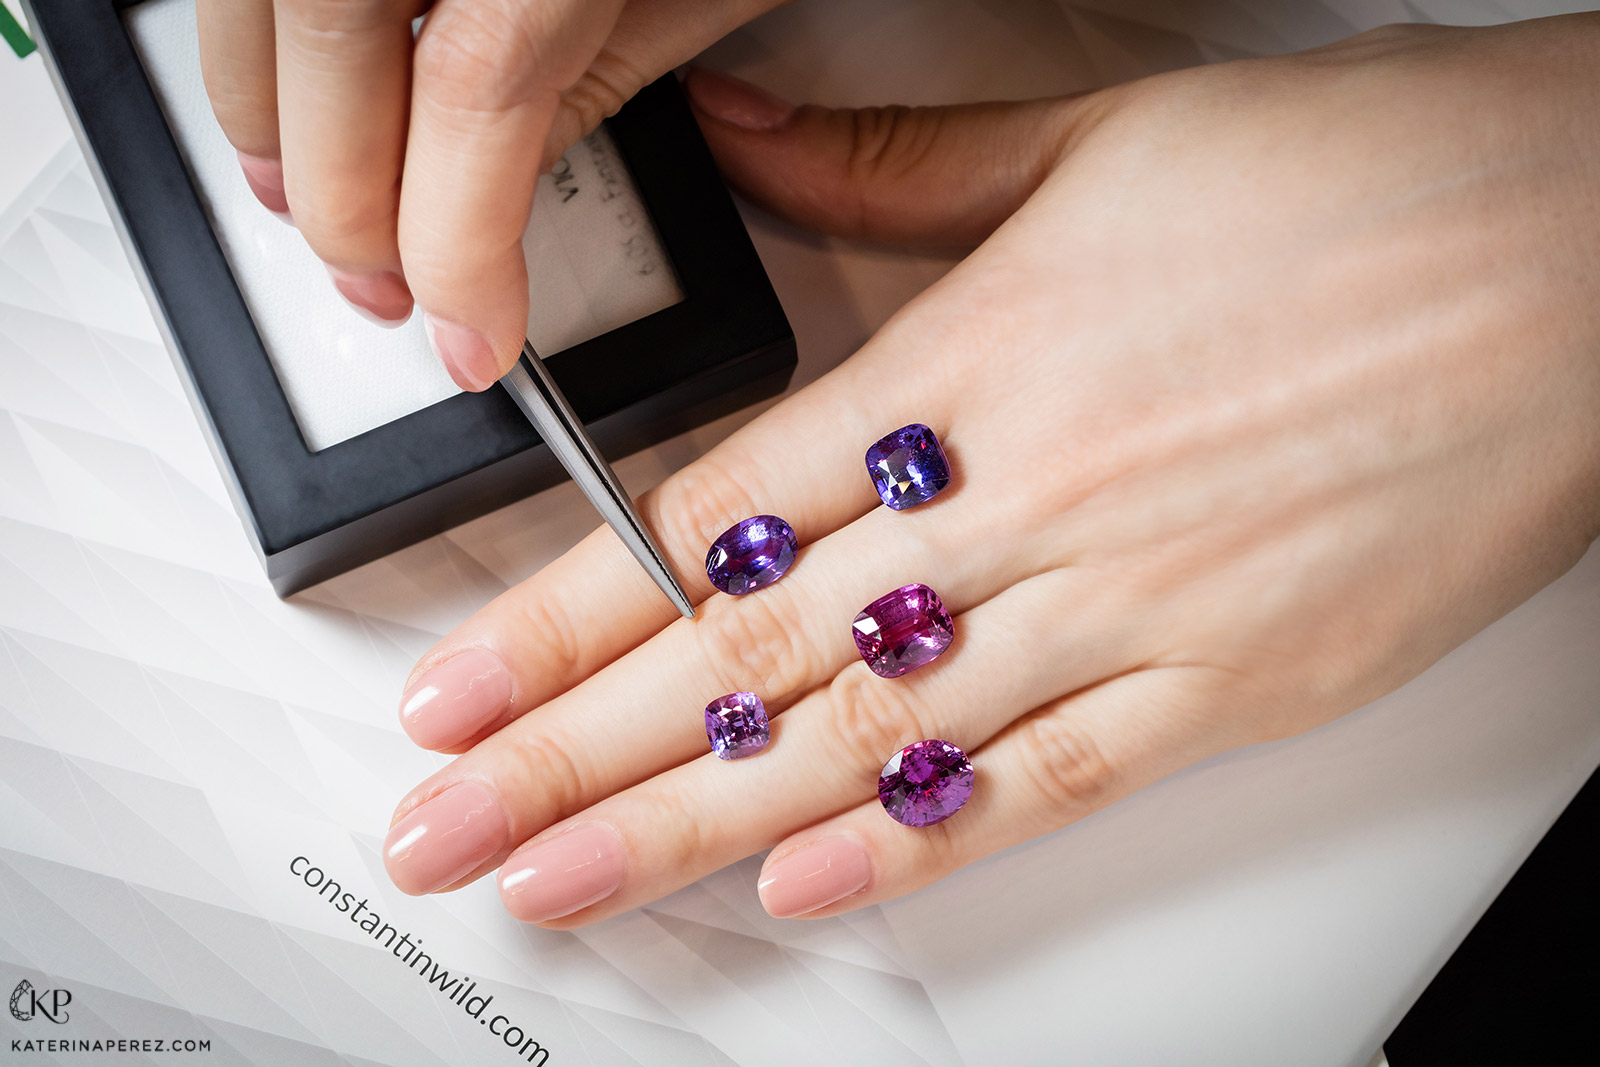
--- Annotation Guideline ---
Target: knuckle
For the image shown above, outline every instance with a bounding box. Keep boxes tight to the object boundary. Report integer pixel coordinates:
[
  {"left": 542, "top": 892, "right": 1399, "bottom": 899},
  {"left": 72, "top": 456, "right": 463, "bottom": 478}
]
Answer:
[
  {"left": 647, "top": 457, "right": 765, "bottom": 568},
  {"left": 501, "top": 723, "right": 591, "bottom": 825},
  {"left": 280, "top": 0, "right": 393, "bottom": 28},
  {"left": 695, "top": 589, "right": 814, "bottom": 698},
  {"left": 1014, "top": 715, "right": 1118, "bottom": 819},
  {"left": 841, "top": 105, "right": 941, "bottom": 228},
  {"left": 413, "top": 6, "right": 532, "bottom": 112},
  {"left": 513, "top": 587, "right": 588, "bottom": 685},
  {"left": 827, "top": 669, "right": 931, "bottom": 774},
  {"left": 292, "top": 184, "right": 396, "bottom": 256},
  {"left": 845, "top": 105, "right": 939, "bottom": 182},
  {"left": 638, "top": 785, "right": 709, "bottom": 875},
  {"left": 559, "top": 57, "right": 641, "bottom": 135}
]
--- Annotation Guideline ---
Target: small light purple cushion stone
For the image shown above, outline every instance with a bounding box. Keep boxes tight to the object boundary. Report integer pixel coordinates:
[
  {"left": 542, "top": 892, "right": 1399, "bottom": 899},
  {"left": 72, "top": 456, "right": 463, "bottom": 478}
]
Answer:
[
  {"left": 878, "top": 739, "right": 974, "bottom": 827},
  {"left": 705, "top": 691, "right": 770, "bottom": 760},
  {"left": 705, "top": 515, "right": 798, "bottom": 595},
  {"left": 865, "top": 423, "right": 950, "bottom": 510},
  {"left": 852, "top": 583, "right": 955, "bottom": 679}
]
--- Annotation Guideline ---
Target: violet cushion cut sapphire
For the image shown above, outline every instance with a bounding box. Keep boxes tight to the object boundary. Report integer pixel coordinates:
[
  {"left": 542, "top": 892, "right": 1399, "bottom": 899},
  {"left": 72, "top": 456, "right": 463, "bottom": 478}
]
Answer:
[
  {"left": 705, "top": 692, "right": 770, "bottom": 759},
  {"left": 878, "top": 739, "right": 975, "bottom": 827},
  {"left": 852, "top": 583, "right": 955, "bottom": 679},
  {"left": 705, "top": 515, "right": 799, "bottom": 595},
  {"left": 865, "top": 423, "right": 950, "bottom": 510}
]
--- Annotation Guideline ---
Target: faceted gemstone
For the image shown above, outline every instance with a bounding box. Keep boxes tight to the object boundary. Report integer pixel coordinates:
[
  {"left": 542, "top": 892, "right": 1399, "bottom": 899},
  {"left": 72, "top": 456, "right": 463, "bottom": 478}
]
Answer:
[
  {"left": 878, "top": 739, "right": 975, "bottom": 827},
  {"left": 704, "top": 691, "right": 770, "bottom": 760},
  {"left": 852, "top": 583, "right": 955, "bottom": 679},
  {"left": 705, "top": 515, "right": 799, "bottom": 595},
  {"left": 865, "top": 423, "right": 951, "bottom": 510}
]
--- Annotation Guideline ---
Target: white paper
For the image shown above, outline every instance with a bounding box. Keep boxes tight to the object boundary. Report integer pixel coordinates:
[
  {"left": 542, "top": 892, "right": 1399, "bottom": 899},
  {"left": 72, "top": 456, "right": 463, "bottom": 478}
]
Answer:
[{"left": 124, "top": 0, "right": 683, "bottom": 451}]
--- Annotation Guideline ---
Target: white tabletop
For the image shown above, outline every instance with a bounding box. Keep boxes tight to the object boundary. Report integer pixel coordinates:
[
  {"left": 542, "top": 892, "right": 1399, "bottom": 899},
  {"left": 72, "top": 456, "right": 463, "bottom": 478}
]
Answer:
[{"left": 2, "top": 2, "right": 1596, "bottom": 1065}]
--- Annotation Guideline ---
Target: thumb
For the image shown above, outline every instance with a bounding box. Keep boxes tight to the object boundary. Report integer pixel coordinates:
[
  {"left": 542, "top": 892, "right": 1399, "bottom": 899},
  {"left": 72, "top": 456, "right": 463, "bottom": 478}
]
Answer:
[{"left": 684, "top": 68, "right": 1100, "bottom": 245}]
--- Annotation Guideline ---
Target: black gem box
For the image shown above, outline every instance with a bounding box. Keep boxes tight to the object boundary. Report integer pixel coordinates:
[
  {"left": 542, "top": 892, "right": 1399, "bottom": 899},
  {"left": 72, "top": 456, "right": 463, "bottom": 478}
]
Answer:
[{"left": 24, "top": 0, "right": 796, "bottom": 595}]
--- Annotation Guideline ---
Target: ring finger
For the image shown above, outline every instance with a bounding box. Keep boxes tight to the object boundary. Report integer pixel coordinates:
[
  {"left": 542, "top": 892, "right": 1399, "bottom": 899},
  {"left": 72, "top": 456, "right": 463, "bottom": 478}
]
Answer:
[
  {"left": 492, "top": 569, "right": 1143, "bottom": 925},
  {"left": 757, "top": 666, "right": 1239, "bottom": 919}
]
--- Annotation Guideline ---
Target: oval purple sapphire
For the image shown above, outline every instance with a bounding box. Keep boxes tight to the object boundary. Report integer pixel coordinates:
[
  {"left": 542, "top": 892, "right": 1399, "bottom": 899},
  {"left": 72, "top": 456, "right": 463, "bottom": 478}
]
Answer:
[
  {"left": 705, "top": 515, "right": 798, "bottom": 595},
  {"left": 878, "top": 739, "right": 974, "bottom": 827}
]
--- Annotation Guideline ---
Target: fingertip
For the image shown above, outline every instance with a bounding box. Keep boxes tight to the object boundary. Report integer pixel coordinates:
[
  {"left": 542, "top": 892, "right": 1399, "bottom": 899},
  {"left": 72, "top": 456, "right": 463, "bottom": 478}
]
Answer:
[
  {"left": 236, "top": 150, "right": 290, "bottom": 215},
  {"left": 328, "top": 266, "right": 414, "bottom": 327},
  {"left": 757, "top": 835, "right": 873, "bottom": 918},
  {"left": 423, "top": 314, "right": 504, "bottom": 391},
  {"left": 684, "top": 67, "right": 795, "bottom": 133},
  {"left": 398, "top": 647, "right": 513, "bottom": 751}
]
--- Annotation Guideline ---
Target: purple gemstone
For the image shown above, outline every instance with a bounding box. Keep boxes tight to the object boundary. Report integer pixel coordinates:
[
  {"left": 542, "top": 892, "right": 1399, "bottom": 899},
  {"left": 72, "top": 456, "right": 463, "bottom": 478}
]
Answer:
[
  {"left": 705, "top": 515, "right": 798, "bottom": 595},
  {"left": 705, "top": 691, "right": 770, "bottom": 760},
  {"left": 865, "top": 423, "right": 950, "bottom": 510},
  {"left": 878, "top": 739, "right": 974, "bottom": 827},
  {"left": 852, "top": 583, "right": 954, "bottom": 679}
]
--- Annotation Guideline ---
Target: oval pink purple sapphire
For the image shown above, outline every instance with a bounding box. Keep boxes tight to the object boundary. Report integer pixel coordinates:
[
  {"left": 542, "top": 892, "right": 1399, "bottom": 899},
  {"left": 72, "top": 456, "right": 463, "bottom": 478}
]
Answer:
[
  {"left": 878, "top": 739, "right": 974, "bottom": 827},
  {"left": 705, "top": 515, "right": 798, "bottom": 595},
  {"left": 852, "top": 583, "right": 954, "bottom": 679}
]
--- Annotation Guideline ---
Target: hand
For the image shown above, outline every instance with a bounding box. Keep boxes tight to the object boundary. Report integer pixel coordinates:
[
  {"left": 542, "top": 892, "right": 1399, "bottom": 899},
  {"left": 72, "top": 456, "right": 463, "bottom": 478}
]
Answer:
[
  {"left": 195, "top": 0, "right": 783, "bottom": 386},
  {"left": 381, "top": 17, "right": 1600, "bottom": 925}
]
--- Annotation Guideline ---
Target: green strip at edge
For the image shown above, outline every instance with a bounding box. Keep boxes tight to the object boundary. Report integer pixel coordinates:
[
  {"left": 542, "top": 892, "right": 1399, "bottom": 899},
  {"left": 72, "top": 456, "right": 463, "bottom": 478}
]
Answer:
[{"left": 1, "top": 2, "right": 37, "bottom": 59}]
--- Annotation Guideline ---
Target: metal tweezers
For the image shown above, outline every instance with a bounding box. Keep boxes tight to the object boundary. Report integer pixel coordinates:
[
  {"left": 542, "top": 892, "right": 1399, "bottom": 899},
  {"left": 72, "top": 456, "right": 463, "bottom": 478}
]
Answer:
[{"left": 499, "top": 340, "right": 695, "bottom": 619}]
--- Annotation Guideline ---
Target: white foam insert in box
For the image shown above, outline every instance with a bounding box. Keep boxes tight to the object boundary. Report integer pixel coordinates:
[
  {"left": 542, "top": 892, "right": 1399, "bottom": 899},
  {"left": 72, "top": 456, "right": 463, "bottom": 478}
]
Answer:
[{"left": 124, "top": 0, "right": 684, "bottom": 452}]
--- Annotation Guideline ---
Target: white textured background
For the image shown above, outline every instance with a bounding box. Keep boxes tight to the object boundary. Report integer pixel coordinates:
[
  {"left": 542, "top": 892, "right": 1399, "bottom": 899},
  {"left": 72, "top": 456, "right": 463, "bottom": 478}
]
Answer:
[{"left": 2, "top": 1, "right": 1597, "bottom": 1065}]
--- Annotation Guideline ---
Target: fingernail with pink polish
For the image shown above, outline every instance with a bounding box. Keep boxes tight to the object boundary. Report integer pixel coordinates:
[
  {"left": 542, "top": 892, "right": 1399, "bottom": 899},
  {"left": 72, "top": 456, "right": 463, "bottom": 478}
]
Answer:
[
  {"left": 423, "top": 314, "right": 500, "bottom": 391},
  {"left": 499, "top": 824, "right": 626, "bottom": 923},
  {"left": 384, "top": 781, "right": 509, "bottom": 896},
  {"left": 758, "top": 837, "right": 871, "bottom": 918},
  {"left": 329, "top": 267, "right": 414, "bottom": 327},
  {"left": 399, "top": 648, "right": 512, "bottom": 750},
  {"left": 236, "top": 150, "right": 290, "bottom": 216},
  {"left": 685, "top": 68, "right": 795, "bottom": 132}
]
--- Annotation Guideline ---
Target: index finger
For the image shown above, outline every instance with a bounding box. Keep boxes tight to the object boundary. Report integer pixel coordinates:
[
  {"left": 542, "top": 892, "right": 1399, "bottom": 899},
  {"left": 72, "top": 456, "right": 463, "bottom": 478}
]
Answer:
[
  {"left": 400, "top": 0, "right": 626, "bottom": 390},
  {"left": 396, "top": 351, "right": 918, "bottom": 752}
]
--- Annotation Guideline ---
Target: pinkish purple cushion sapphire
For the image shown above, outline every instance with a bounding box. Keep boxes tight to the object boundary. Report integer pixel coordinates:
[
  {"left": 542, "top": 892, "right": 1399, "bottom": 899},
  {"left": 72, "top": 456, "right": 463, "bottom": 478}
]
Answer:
[
  {"left": 865, "top": 423, "right": 951, "bottom": 510},
  {"left": 852, "top": 583, "right": 955, "bottom": 679},
  {"left": 704, "top": 691, "right": 770, "bottom": 759},
  {"left": 878, "top": 739, "right": 974, "bottom": 827},
  {"left": 705, "top": 515, "right": 799, "bottom": 595}
]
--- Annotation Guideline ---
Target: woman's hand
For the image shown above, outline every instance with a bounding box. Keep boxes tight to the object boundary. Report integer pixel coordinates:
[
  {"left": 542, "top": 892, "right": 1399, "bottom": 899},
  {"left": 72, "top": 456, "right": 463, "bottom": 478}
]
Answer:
[
  {"left": 195, "top": 0, "right": 784, "bottom": 386},
  {"left": 381, "top": 17, "right": 1600, "bottom": 925}
]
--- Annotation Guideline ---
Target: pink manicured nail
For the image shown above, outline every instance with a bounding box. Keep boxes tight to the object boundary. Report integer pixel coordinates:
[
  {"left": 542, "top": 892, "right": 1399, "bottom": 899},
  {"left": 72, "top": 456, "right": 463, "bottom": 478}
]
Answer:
[
  {"left": 329, "top": 267, "right": 414, "bottom": 326},
  {"left": 236, "top": 150, "right": 289, "bottom": 215},
  {"left": 399, "top": 648, "right": 512, "bottom": 750},
  {"left": 758, "top": 837, "right": 871, "bottom": 918},
  {"left": 384, "top": 781, "right": 509, "bottom": 896},
  {"left": 423, "top": 314, "right": 499, "bottom": 392},
  {"left": 685, "top": 68, "right": 795, "bottom": 132},
  {"left": 499, "top": 824, "right": 626, "bottom": 923}
]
